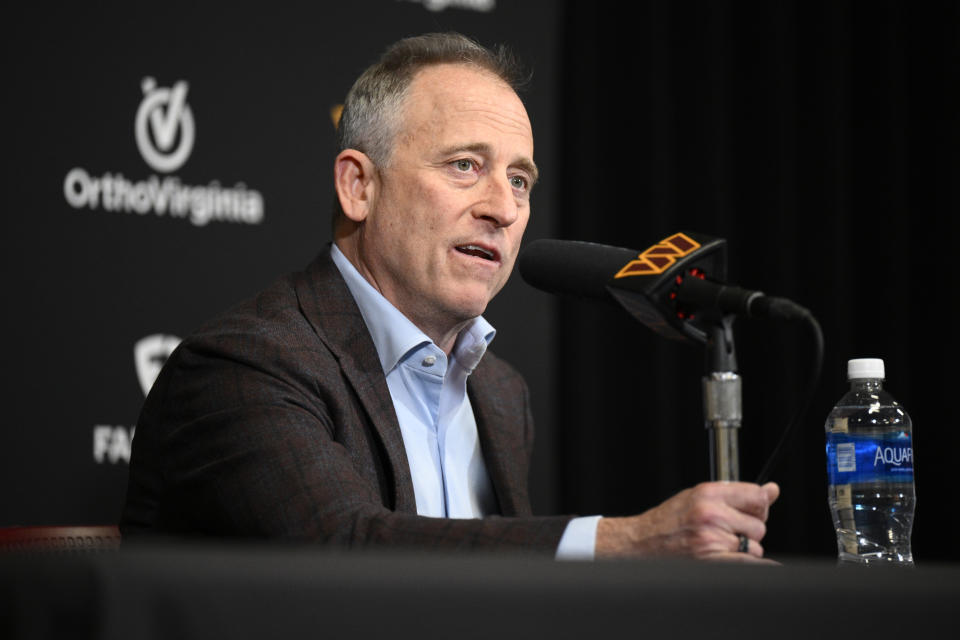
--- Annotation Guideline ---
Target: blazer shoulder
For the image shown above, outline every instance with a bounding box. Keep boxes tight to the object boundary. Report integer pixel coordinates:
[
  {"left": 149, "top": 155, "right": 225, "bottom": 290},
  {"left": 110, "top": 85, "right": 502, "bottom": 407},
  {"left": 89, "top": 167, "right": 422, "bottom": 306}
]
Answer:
[{"left": 149, "top": 250, "right": 353, "bottom": 420}]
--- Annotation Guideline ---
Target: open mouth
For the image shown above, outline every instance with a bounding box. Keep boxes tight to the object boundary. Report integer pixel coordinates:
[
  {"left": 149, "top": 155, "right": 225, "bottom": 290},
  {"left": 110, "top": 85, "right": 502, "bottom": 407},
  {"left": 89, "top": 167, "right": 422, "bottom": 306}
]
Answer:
[{"left": 454, "top": 244, "right": 498, "bottom": 262}]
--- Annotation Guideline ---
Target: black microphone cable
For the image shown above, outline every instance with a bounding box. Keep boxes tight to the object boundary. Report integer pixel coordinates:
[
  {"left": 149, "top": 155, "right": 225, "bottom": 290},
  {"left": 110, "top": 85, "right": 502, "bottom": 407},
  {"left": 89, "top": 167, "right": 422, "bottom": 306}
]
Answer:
[{"left": 754, "top": 309, "right": 824, "bottom": 485}]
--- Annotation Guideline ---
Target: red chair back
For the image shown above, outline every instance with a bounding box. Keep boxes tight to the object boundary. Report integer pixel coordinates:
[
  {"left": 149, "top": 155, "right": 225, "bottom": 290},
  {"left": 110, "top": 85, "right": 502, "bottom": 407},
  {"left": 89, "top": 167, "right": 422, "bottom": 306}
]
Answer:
[{"left": 0, "top": 525, "right": 121, "bottom": 552}]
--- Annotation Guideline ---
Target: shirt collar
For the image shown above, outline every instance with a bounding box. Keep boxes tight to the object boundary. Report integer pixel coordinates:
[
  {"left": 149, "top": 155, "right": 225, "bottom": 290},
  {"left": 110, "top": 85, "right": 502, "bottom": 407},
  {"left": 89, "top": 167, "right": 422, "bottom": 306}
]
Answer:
[{"left": 330, "top": 243, "right": 496, "bottom": 374}]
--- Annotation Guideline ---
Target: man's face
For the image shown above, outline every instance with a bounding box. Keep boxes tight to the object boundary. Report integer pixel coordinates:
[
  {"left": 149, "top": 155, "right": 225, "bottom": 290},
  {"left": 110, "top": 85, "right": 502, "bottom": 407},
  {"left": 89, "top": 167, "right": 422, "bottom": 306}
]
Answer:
[{"left": 354, "top": 63, "right": 536, "bottom": 345}]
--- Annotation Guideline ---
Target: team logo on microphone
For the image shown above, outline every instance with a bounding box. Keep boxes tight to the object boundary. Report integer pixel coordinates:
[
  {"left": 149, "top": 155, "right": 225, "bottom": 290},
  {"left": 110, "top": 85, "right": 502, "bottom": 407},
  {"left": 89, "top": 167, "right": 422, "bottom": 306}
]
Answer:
[
  {"left": 614, "top": 232, "right": 701, "bottom": 278},
  {"left": 135, "top": 77, "right": 195, "bottom": 173}
]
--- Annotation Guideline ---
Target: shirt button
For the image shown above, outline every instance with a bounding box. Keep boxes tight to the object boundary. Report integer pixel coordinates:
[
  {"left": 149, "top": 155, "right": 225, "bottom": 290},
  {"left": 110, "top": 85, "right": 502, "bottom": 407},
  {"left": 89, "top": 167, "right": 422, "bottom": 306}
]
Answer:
[{"left": 422, "top": 356, "right": 436, "bottom": 367}]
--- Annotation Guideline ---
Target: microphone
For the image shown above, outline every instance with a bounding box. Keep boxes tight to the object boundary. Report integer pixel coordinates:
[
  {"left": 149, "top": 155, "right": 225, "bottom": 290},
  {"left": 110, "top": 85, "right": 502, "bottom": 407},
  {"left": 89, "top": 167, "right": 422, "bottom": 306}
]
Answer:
[
  {"left": 519, "top": 233, "right": 810, "bottom": 344},
  {"left": 674, "top": 273, "right": 809, "bottom": 321}
]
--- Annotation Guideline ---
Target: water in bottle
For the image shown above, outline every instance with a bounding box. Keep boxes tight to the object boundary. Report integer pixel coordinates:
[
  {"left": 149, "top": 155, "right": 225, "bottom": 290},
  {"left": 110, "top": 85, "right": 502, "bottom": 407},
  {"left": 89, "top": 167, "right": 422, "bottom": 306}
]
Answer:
[{"left": 824, "top": 358, "right": 915, "bottom": 565}]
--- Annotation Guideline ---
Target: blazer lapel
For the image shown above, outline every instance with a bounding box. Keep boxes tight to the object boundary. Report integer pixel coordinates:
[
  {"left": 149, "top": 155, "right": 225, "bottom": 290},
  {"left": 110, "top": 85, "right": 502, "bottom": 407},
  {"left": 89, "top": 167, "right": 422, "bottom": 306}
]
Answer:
[
  {"left": 468, "top": 362, "right": 532, "bottom": 517},
  {"left": 292, "top": 246, "right": 417, "bottom": 514}
]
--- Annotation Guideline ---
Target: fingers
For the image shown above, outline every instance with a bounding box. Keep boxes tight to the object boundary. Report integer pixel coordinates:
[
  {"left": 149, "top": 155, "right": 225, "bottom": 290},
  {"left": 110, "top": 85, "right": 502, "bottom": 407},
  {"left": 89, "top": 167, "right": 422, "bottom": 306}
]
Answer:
[
  {"left": 704, "top": 499, "right": 768, "bottom": 542},
  {"left": 594, "top": 481, "right": 781, "bottom": 561},
  {"left": 715, "top": 532, "right": 780, "bottom": 564},
  {"left": 685, "top": 482, "right": 776, "bottom": 538},
  {"left": 690, "top": 482, "right": 779, "bottom": 561},
  {"left": 695, "top": 481, "right": 779, "bottom": 519},
  {"left": 733, "top": 532, "right": 764, "bottom": 558}
]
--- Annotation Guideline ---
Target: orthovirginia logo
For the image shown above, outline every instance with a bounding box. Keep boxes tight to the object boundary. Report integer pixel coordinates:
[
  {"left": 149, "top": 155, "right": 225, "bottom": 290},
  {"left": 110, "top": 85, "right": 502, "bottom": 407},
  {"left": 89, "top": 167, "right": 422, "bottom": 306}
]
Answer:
[
  {"left": 64, "top": 77, "right": 264, "bottom": 227},
  {"left": 135, "top": 77, "right": 195, "bottom": 173}
]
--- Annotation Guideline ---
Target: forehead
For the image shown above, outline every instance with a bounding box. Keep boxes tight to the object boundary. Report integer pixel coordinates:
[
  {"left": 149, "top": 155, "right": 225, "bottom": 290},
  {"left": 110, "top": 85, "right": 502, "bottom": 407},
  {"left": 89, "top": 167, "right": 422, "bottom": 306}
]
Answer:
[{"left": 397, "top": 63, "right": 533, "bottom": 151}]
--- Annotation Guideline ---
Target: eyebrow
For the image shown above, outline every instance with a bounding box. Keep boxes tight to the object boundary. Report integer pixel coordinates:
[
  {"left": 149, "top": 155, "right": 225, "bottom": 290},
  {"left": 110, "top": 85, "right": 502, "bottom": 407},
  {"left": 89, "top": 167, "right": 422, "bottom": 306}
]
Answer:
[{"left": 441, "top": 143, "right": 540, "bottom": 186}]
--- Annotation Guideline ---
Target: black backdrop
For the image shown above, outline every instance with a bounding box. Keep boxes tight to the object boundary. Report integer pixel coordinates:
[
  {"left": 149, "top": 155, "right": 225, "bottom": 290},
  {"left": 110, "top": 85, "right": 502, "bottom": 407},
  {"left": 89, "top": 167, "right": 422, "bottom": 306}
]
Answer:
[
  {"left": 556, "top": 0, "right": 959, "bottom": 562},
  {"left": 3, "top": 0, "right": 957, "bottom": 564},
  {"left": 2, "top": 1, "right": 562, "bottom": 530}
]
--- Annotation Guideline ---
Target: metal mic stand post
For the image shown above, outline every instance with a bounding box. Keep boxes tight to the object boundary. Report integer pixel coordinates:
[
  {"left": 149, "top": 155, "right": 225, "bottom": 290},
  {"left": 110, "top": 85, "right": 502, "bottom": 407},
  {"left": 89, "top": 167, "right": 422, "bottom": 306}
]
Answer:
[{"left": 703, "top": 316, "right": 741, "bottom": 482}]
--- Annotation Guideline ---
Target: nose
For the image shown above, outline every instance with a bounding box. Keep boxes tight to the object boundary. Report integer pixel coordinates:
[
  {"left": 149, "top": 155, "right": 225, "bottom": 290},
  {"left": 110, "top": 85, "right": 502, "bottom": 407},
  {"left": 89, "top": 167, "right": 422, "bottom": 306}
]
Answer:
[{"left": 473, "top": 175, "right": 520, "bottom": 228}]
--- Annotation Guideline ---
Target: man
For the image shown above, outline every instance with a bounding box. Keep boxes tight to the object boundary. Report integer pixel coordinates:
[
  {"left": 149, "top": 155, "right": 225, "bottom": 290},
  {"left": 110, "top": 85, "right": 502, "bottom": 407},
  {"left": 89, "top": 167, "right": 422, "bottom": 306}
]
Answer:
[{"left": 122, "top": 33, "right": 779, "bottom": 561}]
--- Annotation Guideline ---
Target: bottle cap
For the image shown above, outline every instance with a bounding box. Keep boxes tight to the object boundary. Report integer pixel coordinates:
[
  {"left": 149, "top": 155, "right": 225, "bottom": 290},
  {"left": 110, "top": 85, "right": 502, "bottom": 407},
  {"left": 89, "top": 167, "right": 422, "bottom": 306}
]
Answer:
[{"left": 847, "top": 358, "right": 885, "bottom": 380}]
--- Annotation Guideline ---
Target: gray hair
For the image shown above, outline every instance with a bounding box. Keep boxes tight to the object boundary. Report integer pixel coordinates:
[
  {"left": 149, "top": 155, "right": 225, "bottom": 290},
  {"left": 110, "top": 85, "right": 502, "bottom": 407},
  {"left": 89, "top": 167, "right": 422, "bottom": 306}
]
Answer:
[{"left": 332, "top": 32, "right": 528, "bottom": 231}]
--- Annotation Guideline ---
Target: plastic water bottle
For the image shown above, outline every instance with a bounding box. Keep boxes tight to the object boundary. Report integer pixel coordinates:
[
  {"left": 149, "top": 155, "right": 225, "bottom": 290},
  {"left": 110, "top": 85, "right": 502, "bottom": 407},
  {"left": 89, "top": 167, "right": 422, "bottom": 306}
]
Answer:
[{"left": 824, "top": 358, "right": 915, "bottom": 565}]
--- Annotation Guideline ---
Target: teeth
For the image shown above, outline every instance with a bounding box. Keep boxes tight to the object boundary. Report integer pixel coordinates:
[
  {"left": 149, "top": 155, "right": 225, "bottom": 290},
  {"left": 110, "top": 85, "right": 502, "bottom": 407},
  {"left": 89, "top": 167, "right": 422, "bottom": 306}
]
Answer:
[{"left": 456, "top": 245, "right": 495, "bottom": 260}]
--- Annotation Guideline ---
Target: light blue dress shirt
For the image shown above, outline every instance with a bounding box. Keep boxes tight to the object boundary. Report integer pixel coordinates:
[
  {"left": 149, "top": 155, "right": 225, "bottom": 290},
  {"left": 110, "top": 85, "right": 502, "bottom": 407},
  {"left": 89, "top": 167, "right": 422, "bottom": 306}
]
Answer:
[{"left": 331, "top": 245, "right": 599, "bottom": 558}]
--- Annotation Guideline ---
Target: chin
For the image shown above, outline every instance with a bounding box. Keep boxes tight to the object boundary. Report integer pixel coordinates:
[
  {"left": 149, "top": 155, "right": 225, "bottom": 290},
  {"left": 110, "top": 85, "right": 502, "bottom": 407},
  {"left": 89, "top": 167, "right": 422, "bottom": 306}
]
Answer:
[{"left": 445, "top": 294, "right": 491, "bottom": 322}]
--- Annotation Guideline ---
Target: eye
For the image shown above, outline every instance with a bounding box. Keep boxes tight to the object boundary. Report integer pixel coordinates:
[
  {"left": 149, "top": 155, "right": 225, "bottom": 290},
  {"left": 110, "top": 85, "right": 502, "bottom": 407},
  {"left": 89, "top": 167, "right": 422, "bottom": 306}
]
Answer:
[
  {"left": 454, "top": 159, "right": 475, "bottom": 172},
  {"left": 510, "top": 175, "right": 528, "bottom": 190}
]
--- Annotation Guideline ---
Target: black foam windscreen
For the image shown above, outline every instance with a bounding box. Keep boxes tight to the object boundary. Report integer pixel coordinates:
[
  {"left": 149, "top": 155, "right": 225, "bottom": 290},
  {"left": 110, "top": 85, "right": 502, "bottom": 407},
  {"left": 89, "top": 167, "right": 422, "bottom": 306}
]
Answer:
[{"left": 518, "top": 239, "right": 639, "bottom": 300}]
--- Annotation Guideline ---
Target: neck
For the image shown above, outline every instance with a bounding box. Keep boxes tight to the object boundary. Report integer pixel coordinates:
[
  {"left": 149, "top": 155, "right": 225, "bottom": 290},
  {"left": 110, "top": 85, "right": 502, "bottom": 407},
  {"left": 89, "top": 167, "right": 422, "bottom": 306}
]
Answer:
[{"left": 334, "top": 238, "right": 470, "bottom": 355}]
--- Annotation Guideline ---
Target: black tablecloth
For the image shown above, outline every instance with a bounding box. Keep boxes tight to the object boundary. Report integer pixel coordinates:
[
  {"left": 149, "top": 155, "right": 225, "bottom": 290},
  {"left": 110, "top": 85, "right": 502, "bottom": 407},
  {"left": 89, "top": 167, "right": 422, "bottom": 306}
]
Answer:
[{"left": 3, "top": 545, "right": 957, "bottom": 639}]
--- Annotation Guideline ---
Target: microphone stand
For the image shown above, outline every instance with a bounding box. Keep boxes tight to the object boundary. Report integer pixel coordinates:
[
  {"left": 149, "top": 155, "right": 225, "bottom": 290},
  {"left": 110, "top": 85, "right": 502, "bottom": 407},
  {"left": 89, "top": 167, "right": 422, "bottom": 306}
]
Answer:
[{"left": 703, "top": 315, "right": 741, "bottom": 482}]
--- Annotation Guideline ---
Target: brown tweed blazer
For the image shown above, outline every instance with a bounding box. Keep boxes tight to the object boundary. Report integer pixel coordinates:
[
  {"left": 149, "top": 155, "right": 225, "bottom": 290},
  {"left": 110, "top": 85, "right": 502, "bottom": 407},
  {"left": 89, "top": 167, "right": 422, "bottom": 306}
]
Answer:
[{"left": 121, "top": 245, "right": 573, "bottom": 552}]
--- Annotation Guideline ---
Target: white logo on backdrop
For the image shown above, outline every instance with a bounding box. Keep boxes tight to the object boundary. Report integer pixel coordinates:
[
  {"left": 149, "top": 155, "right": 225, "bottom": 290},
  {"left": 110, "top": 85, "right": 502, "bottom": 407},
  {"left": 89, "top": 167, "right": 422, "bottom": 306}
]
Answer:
[
  {"left": 64, "top": 78, "right": 264, "bottom": 227},
  {"left": 408, "top": 0, "right": 495, "bottom": 11},
  {"left": 93, "top": 425, "right": 134, "bottom": 464},
  {"left": 134, "top": 333, "right": 182, "bottom": 397},
  {"left": 135, "top": 77, "right": 195, "bottom": 173},
  {"left": 93, "top": 333, "right": 182, "bottom": 465}
]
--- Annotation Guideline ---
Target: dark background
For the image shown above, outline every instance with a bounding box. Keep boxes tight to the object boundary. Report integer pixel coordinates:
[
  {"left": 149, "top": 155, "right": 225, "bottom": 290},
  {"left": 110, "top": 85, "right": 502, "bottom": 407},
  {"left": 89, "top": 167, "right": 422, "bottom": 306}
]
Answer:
[
  {"left": 555, "top": 0, "right": 959, "bottom": 562},
  {"left": 3, "top": 0, "right": 956, "bottom": 563},
  {"left": 2, "top": 0, "right": 561, "bottom": 529}
]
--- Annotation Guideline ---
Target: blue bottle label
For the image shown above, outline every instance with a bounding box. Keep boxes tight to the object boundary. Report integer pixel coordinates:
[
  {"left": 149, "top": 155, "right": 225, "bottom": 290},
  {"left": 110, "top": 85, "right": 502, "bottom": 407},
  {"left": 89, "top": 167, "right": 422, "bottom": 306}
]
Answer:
[{"left": 825, "top": 431, "right": 914, "bottom": 484}]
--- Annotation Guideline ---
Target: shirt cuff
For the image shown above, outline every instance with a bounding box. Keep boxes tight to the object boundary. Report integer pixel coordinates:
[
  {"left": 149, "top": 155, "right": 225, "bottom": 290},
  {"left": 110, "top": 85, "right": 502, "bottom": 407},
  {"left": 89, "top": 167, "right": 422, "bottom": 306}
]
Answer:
[{"left": 554, "top": 515, "right": 602, "bottom": 561}]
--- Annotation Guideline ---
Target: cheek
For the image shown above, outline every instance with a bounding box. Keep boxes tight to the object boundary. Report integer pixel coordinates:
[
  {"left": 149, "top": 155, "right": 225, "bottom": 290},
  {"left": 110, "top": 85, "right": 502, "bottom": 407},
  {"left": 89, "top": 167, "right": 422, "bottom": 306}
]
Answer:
[
  {"left": 505, "top": 214, "right": 530, "bottom": 256},
  {"left": 402, "top": 185, "right": 451, "bottom": 234}
]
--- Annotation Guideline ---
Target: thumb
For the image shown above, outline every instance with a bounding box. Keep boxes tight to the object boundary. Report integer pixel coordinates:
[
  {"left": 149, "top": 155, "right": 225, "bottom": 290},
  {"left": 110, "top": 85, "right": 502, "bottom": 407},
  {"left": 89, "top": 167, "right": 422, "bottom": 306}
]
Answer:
[{"left": 762, "top": 482, "right": 781, "bottom": 505}]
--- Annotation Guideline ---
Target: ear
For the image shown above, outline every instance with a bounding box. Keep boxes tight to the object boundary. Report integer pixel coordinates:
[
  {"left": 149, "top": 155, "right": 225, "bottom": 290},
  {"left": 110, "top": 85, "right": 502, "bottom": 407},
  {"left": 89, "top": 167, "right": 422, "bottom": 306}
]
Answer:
[{"left": 334, "top": 149, "right": 378, "bottom": 223}]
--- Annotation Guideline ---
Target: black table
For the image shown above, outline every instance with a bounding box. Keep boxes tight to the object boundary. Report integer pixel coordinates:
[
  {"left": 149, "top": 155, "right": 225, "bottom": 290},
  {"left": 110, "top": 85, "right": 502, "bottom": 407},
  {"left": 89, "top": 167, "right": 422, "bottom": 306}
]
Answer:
[{"left": 3, "top": 545, "right": 957, "bottom": 639}]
